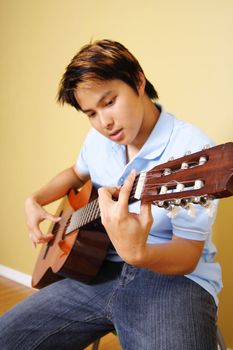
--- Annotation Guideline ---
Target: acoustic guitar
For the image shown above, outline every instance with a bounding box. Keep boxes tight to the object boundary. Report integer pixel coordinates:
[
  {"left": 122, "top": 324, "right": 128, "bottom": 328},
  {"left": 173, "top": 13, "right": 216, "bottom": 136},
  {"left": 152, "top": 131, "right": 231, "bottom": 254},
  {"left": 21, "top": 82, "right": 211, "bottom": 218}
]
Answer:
[{"left": 32, "top": 142, "right": 233, "bottom": 289}]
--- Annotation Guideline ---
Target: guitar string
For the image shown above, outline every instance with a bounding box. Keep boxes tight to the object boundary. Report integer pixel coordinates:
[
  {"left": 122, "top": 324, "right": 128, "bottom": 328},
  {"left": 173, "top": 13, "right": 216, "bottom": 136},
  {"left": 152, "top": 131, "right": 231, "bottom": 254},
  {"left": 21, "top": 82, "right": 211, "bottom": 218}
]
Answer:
[
  {"left": 51, "top": 164, "right": 205, "bottom": 235},
  {"left": 146, "top": 159, "right": 205, "bottom": 176},
  {"left": 142, "top": 179, "right": 200, "bottom": 188},
  {"left": 49, "top": 155, "right": 210, "bottom": 235},
  {"left": 62, "top": 178, "right": 140, "bottom": 234},
  {"left": 74, "top": 174, "right": 204, "bottom": 229},
  {"left": 50, "top": 178, "right": 168, "bottom": 235}
]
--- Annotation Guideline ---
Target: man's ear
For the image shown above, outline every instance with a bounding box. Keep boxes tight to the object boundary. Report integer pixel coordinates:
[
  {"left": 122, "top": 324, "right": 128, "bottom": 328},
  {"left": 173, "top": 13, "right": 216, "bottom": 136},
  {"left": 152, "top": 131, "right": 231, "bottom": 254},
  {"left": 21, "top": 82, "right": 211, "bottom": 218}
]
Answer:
[{"left": 137, "top": 72, "right": 146, "bottom": 96}]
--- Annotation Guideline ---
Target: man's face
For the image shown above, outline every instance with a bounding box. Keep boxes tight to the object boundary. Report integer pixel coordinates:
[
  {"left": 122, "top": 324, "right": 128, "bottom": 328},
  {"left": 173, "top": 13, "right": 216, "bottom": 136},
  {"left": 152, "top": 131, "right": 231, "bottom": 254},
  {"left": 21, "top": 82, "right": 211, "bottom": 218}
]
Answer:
[{"left": 74, "top": 79, "right": 146, "bottom": 148}]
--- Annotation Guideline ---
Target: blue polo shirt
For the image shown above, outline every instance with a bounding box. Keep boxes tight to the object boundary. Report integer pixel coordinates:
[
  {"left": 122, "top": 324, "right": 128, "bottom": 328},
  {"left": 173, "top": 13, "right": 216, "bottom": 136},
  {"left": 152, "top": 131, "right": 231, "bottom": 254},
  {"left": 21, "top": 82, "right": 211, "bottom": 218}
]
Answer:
[{"left": 75, "top": 105, "right": 222, "bottom": 305}]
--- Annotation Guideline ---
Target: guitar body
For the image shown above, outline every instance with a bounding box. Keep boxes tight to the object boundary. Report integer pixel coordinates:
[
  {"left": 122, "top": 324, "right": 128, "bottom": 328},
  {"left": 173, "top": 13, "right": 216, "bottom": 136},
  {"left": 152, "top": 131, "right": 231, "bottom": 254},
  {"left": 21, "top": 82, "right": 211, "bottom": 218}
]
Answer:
[{"left": 32, "top": 181, "right": 110, "bottom": 289}]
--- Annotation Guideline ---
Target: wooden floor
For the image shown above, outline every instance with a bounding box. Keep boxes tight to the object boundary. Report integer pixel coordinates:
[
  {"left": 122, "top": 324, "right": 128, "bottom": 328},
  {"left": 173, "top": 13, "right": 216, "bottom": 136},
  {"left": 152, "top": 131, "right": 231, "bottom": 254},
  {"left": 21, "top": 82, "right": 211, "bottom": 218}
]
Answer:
[{"left": 0, "top": 276, "right": 122, "bottom": 349}]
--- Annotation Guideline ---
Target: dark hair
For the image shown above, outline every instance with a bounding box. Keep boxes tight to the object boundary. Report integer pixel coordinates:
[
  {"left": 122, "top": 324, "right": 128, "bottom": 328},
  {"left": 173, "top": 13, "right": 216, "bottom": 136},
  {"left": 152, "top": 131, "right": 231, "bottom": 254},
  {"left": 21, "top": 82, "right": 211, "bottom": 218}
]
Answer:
[{"left": 57, "top": 39, "right": 158, "bottom": 110}]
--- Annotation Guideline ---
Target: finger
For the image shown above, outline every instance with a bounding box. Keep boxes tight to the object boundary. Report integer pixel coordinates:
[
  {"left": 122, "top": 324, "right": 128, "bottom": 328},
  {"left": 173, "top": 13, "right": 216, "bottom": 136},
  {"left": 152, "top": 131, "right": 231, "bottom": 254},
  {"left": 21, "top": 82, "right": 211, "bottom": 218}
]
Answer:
[
  {"left": 140, "top": 202, "right": 153, "bottom": 228},
  {"left": 117, "top": 170, "right": 137, "bottom": 211},
  {"left": 29, "top": 230, "right": 41, "bottom": 242},
  {"left": 38, "top": 234, "right": 54, "bottom": 242},
  {"left": 29, "top": 228, "right": 53, "bottom": 245},
  {"left": 98, "top": 187, "right": 113, "bottom": 216},
  {"left": 98, "top": 186, "right": 117, "bottom": 199},
  {"left": 29, "top": 233, "right": 37, "bottom": 248},
  {"left": 29, "top": 234, "right": 53, "bottom": 247},
  {"left": 29, "top": 233, "right": 39, "bottom": 246},
  {"left": 112, "top": 186, "right": 121, "bottom": 200},
  {"left": 44, "top": 212, "right": 61, "bottom": 222},
  {"left": 98, "top": 186, "right": 118, "bottom": 213}
]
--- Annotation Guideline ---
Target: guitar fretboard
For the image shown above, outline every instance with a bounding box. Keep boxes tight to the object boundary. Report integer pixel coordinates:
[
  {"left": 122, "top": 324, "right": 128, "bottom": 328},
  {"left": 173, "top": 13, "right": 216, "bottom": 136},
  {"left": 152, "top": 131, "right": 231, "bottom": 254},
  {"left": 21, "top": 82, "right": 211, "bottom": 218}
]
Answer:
[
  {"left": 65, "top": 174, "right": 141, "bottom": 235},
  {"left": 65, "top": 198, "right": 100, "bottom": 234}
]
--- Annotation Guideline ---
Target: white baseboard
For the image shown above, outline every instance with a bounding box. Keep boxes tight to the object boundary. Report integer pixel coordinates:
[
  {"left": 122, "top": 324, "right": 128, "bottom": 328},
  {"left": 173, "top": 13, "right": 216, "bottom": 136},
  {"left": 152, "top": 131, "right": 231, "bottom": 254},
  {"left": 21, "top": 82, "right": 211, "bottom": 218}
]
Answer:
[{"left": 0, "top": 265, "right": 32, "bottom": 287}]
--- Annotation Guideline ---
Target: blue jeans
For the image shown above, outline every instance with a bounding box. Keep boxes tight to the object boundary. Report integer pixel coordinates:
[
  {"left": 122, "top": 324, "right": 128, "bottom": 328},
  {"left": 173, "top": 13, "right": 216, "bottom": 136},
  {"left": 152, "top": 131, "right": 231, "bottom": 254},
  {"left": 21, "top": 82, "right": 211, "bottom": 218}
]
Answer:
[{"left": 0, "top": 261, "right": 217, "bottom": 349}]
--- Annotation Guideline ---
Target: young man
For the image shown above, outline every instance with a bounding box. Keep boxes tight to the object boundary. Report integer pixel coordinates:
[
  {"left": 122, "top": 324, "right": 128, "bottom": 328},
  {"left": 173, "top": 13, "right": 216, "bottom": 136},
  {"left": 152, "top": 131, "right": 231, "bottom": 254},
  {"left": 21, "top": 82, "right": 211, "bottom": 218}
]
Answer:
[{"left": 0, "top": 40, "right": 221, "bottom": 349}]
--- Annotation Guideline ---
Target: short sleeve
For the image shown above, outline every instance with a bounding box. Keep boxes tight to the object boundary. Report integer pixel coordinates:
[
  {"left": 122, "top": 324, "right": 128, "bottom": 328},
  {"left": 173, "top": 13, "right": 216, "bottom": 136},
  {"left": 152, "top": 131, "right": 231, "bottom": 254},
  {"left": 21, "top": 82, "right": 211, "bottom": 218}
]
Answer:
[
  {"left": 74, "top": 142, "right": 89, "bottom": 176},
  {"left": 171, "top": 200, "right": 219, "bottom": 241}
]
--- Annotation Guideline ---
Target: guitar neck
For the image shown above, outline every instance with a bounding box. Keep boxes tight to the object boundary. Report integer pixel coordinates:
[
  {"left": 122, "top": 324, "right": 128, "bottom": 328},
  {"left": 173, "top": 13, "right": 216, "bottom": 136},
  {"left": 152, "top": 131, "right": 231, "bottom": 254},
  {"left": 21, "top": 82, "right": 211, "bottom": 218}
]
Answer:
[
  {"left": 65, "top": 142, "right": 233, "bottom": 235},
  {"left": 65, "top": 176, "right": 140, "bottom": 234}
]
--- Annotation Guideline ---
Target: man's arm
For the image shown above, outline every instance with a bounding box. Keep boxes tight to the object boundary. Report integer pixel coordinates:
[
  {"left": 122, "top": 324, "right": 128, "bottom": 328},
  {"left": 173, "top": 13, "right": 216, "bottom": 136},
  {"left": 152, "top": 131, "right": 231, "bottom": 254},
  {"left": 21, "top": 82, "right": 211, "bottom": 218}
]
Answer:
[
  {"left": 25, "top": 166, "right": 89, "bottom": 247},
  {"left": 28, "top": 166, "right": 87, "bottom": 206}
]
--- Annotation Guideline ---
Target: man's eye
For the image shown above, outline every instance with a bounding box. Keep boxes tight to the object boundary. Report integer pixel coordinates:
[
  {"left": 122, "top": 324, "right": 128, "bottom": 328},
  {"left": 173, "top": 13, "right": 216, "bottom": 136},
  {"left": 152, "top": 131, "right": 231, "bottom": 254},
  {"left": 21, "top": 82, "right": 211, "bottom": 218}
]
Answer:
[
  {"left": 88, "top": 112, "right": 96, "bottom": 118},
  {"left": 106, "top": 97, "right": 116, "bottom": 106}
]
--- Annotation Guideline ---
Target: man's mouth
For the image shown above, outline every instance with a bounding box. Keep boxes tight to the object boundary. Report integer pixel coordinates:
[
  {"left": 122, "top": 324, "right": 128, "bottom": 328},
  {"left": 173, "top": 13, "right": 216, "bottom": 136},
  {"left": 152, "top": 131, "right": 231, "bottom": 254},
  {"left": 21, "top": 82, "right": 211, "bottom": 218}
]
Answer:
[{"left": 109, "top": 128, "right": 124, "bottom": 141}]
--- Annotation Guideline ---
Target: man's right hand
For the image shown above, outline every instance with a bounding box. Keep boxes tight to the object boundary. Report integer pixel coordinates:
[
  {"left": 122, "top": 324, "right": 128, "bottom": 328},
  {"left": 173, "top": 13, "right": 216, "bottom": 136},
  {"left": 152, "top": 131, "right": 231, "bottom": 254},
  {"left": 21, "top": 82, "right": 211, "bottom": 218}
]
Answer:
[{"left": 24, "top": 197, "right": 61, "bottom": 248}]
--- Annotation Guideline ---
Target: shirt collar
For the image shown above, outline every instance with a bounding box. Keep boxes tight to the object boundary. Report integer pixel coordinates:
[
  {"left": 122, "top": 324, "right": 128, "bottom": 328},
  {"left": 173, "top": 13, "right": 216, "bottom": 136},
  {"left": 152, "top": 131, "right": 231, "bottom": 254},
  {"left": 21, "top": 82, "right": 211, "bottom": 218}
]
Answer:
[
  {"left": 138, "top": 105, "right": 174, "bottom": 159},
  {"left": 111, "top": 104, "right": 174, "bottom": 161}
]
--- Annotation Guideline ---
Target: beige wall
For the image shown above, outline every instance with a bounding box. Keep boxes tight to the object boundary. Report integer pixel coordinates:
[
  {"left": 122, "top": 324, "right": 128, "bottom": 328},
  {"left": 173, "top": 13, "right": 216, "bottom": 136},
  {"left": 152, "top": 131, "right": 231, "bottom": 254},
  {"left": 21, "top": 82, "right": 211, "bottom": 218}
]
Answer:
[{"left": 1, "top": 0, "right": 233, "bottom": 346}]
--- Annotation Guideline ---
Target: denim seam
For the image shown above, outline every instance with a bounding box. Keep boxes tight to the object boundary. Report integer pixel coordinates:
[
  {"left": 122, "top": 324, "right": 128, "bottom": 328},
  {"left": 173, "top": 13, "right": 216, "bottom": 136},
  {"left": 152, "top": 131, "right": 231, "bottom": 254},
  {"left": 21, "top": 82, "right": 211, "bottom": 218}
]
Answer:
[
  {"left": 31, "top": 315, "right": 111, "bottom": 350},
  {"left": 104, "top": 264, "right": 139, "bottom": 321},
  {"left": 29, "top": 319, "right": 78, "bottom": 350},
  {"left": 103, "top": 265, "right": 129, "bottom": 320}
]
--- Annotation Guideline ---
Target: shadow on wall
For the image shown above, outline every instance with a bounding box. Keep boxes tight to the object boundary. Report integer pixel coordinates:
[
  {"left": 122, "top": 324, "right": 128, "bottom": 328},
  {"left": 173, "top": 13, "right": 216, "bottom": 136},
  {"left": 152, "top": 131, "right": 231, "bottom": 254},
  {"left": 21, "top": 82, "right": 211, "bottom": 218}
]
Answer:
[{"left": 213, "top": 196, "right": 233, "bottom": 348}]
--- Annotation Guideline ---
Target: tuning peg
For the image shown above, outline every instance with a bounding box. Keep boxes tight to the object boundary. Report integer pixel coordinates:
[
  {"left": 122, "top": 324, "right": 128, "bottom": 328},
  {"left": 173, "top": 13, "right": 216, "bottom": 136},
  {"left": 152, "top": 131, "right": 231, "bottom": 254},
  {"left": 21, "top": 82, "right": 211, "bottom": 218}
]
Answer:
[
  {"left": 202, "top": 144, "right": 210, "bottom": 150},
  {"left": 156, "top": 200, "right": 172, "bottom": 210},
  {"left": 199, "top": 156, "right": 207, "bottom": 165},
  {"left": 199, "top": 196, "right": 209, "bottom": 206},
  {"left": 173, "top": 197, "right": 196, "bottom": 217},
  {"left": 160, "top": 185, "right": 168, "bottom": 194},
  {"left": 173, "top": 184, "right": 185, "bottom": 206},
  {"left": 163, "top": 168, "right": 172, "bottom": 176},
  {"left": 157, "top": 199, "right": 180, "bottom": 217},
  {"left": 181, "top": 162, "right": 189, "bottom": 169},
  {"left": 194, "top": 180, "right": 204, "bottom": 190},
  {"left": 185, "top": 150, "right": 191, "bottom": 155},
  {"left": 180, "top": 198, "right": 190, "bottom": 208},
  {"left": 192, "top": 196, "right": 201, "bottom": 204},
  {"left": 197, "top": 196, "right": 216, "bottom": 217},
  {"left": 176, "top": 183, "right": 185, "bottom": 192},
  {"left": 156, "top": 200, "right": 164, "bottom": 207}
]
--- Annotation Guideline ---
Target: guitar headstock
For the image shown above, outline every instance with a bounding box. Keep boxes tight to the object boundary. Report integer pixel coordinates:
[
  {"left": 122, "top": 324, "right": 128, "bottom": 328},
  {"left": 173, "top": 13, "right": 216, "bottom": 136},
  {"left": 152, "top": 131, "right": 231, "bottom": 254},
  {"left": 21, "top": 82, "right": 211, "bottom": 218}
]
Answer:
[{"left": 138, "top": 142, "right": 233, "bottom": 208}]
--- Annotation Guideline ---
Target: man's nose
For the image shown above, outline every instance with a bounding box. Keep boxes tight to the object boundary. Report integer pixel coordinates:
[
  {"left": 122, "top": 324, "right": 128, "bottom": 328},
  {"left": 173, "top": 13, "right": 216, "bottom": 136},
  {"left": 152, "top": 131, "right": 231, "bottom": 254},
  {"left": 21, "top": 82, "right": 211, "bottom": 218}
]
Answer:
[{"left": 99, "top": 111, "right": 114, "bottom": 129}]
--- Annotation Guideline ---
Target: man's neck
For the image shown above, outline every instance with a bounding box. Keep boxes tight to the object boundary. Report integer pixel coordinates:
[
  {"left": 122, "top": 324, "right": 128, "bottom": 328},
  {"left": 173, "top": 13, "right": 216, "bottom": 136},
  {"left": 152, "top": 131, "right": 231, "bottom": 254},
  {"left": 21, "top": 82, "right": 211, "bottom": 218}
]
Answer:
[{"left": 126, "top": 99, "right": 160, "bottom": 162}]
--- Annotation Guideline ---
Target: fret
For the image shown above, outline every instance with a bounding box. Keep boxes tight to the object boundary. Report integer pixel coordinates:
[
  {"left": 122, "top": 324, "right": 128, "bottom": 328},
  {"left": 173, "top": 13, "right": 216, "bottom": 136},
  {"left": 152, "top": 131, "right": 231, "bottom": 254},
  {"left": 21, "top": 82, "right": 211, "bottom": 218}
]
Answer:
[
  {"left": 90, "top": 200, "right": 96, "bottom": 221},
  {"left": 94, "top": 200, "right": 101, "bottom": 219},
  {"left": 76, "top": 210, "right": 82, "bottom": 227},
  {"left": 89, "top": 201, "right": 95, "bottom": 222},
  {"left": 92, "top": 199, "right": 100, "bottom": 221},
  {"left": 76, "top": 208, "right": 82, "bottom": 228},
  {"left": 86, "top": 201, "right": 92, "bottom": 223},
  {"left": 81, "top": 203, "right": 89, "bottom": 227},
  {"left": 65, "top": 210, "right": 78, "bottom": 235},
  {"left": 79, "top": 207, "right": 85, "bottom": 227},
  {"left": 69, "top": 212, "right": 76, "bottom": 232}
]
